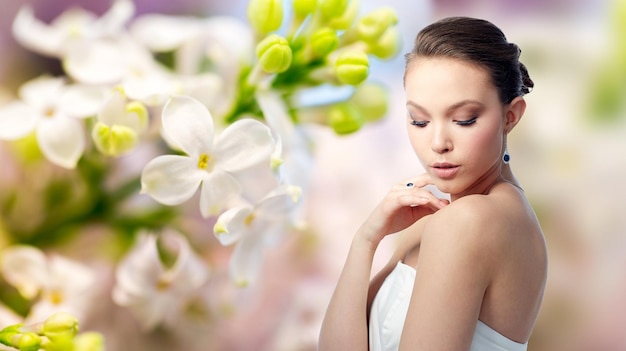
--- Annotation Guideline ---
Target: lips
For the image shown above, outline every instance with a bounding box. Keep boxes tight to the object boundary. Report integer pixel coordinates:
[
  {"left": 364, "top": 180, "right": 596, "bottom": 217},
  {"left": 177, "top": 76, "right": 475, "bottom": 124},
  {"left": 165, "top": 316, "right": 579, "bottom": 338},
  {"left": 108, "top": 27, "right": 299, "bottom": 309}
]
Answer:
[{"left": 431, "top": 162, "right": 459, "bottom": 179}]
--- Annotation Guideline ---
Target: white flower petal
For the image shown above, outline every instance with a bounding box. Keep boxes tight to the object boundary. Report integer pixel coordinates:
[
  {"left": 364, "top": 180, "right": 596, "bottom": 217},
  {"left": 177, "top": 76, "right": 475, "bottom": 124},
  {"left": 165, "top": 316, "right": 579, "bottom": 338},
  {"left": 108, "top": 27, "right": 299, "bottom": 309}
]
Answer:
[
  {"left": 141, "top": 155, "right": 204, "bottom": 205},
  {"left": 214, "top": 119, "right": 274, "bottom": 172},
  {"left": 161, "top": 95, "right": 215, "bottom": 155},
  {"left": 199, "top": 170, "right": 241, "bottom": 217},
  {"left": 58, "top": 84, "right": 107, "bottom": 118},
  {"left": 49, "top": 7, "right": 97, "bottom": 36},
  {"left": 1, "top": 246, "right": 49, "bottom": 299},
  {"left": 113, "top": 234, "right": 171, "bottom": 330},
  {"left": 37, "top": 115, "right": 85, "bottom": 168},
  {"left": 255, "top": 185, "right": 300, "bottom": 219},
  {"left": 64, "top": 40, "right": 128, "bottom": 85},
  {"left": 0, "top": 101, "right": 39, "bottom": 140},
  {"left": 256, "top": 90, "right": 295, "bottom": 145},
  {"left": 229, "top": 229, "right": 267, "bottom": 287},
  {"left": 114, "top": 234, "right": 163, "bottom": 300},
  {"left": 0, "top": 303, "right": 21, "bottom": 326},
  {"left": 130, "top": 14, "right": 201, "bottom": 52},
  {"left": 12, "top": 6, "right": 66, "bottom": 57},
  {"left": 97, "top": 90, "right": 127, "bottom": 126},
  {"left": 160, "top": 231, "right": 209, "bottom": 293},
  {"left": 257, "top": 90, "right": 314, "bottom": 189},
  {"left": 203, "top": 16, "right": 255, "bottom": 67},
  {"left": 214, "top": 206, "right": 252, "bottom": 246},
  {"left": 178, "top": 73, "right": 228, "bottom": 117},
  {"left": 18, "top": 76, "right": 65, "bottom": 110},
  {"left": 123, "top": 74, "right": 175, "bottom": 106},
  {"left": 48, "top": 255, "right": 95, "bottom": 293},
  {"left": 94, "top": 0, "right": 135, "bottom": 36}
]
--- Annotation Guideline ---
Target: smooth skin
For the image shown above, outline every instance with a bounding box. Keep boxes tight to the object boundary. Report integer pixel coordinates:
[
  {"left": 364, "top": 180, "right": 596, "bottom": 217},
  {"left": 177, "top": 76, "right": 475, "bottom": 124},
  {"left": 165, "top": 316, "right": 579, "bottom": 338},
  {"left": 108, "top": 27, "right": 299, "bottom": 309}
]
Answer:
[{"left": 319, "top": 58, "right": 547, "bottom": 350}]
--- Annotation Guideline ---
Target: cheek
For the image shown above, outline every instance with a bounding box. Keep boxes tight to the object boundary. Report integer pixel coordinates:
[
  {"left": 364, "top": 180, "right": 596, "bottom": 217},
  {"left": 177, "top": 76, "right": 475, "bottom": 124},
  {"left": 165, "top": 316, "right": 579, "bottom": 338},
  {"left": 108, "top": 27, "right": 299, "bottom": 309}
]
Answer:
[
  {"left": 407, "top": 128, "right": 426, "bottom": 157},
  {"left": 465, "top": 126, "right": 503, "bottom": 161},
  {"left": 406, "top": 130, "right": 428, "bottom": 168}
]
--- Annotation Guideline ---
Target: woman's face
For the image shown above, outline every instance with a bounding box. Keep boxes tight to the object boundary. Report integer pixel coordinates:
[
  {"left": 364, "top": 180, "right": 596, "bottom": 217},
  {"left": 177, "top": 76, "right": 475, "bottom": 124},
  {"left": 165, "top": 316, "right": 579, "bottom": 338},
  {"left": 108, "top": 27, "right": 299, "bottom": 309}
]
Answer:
[{"left": 404, "top": 57, "right": 507, "bottom": 198}]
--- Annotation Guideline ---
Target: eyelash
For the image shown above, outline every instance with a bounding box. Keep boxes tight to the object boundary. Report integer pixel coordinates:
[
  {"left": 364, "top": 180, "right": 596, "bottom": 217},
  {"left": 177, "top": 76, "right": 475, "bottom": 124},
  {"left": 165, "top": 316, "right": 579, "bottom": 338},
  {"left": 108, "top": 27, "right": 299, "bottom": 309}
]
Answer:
[
  {"left": 455, "top": 116, "right": 478, "bottom": 126},
  {"left": 409, "top": 116, "right": 478, "bottom": 128},
  {"left": 410, "top": 120, "right": 428, "bottom": 127}
]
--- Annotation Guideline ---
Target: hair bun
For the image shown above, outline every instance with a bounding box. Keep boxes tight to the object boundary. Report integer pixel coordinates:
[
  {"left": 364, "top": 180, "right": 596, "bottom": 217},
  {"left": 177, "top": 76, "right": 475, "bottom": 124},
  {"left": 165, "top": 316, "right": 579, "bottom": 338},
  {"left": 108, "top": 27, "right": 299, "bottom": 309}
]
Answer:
[{"left": 519, "top": 62, "right": 534, "bottom": 94}]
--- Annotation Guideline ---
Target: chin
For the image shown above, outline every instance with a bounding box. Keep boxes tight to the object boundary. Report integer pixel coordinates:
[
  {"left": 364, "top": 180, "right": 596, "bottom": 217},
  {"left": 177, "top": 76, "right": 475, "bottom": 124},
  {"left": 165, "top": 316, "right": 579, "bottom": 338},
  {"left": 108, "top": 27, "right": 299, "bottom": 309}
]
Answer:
[{"left": 432, "top": 179, "right": 462, "bottom": 196}]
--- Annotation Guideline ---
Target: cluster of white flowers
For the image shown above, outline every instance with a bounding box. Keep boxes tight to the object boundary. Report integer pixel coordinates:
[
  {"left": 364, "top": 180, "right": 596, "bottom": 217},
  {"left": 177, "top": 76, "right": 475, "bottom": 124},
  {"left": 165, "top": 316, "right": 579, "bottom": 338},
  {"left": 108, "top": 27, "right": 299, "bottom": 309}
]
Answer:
[{"left": 0, "top": 0, "right": 399, "bottom": 347}]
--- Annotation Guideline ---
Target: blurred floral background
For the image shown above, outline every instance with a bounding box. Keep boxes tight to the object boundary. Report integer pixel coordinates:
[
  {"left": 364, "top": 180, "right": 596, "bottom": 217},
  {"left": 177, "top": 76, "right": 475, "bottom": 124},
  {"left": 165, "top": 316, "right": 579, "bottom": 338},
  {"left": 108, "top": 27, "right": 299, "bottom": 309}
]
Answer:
[{"left": 1, "top": 0, "right": 625, "bottom": 350}]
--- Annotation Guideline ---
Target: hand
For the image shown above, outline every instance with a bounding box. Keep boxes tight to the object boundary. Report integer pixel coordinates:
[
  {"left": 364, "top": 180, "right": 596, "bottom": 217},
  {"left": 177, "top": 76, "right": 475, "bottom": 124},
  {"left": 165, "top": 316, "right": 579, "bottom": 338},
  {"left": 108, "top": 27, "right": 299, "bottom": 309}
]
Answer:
[{"left": 358, "top": 173, "right": 449, "bottom": 245}]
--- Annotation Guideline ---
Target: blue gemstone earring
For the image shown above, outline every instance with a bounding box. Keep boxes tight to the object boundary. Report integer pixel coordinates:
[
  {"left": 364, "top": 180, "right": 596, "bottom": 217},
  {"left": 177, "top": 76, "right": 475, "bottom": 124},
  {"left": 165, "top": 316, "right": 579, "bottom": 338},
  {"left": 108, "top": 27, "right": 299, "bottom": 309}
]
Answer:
[{"left": 502, "top": 144, "right": 510, "bottom": 164}]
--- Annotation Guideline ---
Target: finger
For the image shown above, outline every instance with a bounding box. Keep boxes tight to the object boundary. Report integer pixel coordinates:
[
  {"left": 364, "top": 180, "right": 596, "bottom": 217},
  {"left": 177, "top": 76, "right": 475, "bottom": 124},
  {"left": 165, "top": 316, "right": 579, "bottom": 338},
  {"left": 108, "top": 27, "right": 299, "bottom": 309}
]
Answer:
[
  {"left": 400, "top": 173, "right": 435, "bottom": 190},
  {"left": 404, "top": 190, "right": 448, "bottom": 210}
]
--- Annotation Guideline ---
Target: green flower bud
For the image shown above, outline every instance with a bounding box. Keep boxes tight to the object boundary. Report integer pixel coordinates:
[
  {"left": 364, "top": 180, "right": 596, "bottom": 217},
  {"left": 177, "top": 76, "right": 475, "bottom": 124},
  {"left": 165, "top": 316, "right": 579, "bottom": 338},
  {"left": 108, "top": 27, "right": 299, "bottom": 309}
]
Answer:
[
  {"left": 293, "top": 0, "right": 317, "bottom": 18},
  {"left": 247, "top": 0, "right": 283, "bottom": 35},
  {"left": 17, "top": 332, "right": 41, "bottom": 351},
  {"left": 318, "top": 0, "right": 348, "bottom": 19},
  {"left": 327, "top": 0, "right": 359, "bottom": 30},
  {"left": 309, "top": 27, "right": 339, "bottom": 58},
  {"left": 328, "top": 103, "right": 363, "bottom": 135},
  {"left": 42, "top": 312, "right": 79, "bottom": 342},
  {"left": 349, "top": 83, "right": 388, "bottom": 122},
  {"left": 368, "top": 26, "right": 402, "bottom": 60},
  {"left": 41, "top": 337, "right": 73, "bottom": 351},
  {"left": 256, "top": 34, "right": 293, "bottom": 73},
  {"left": 357, "top": 7, "right": 398, "bottom": 43},
  {"left": 73, "top": 332, "right": 105, "bottom": 351},
  {"left": 334, "top": 51, "right": 369, "bottom": 85},
  {"left": 0, "top": 324, "right": 22, "bottom": 348},
  {"left": 92, "top": 122, "right": 138, "bottom": 156}
]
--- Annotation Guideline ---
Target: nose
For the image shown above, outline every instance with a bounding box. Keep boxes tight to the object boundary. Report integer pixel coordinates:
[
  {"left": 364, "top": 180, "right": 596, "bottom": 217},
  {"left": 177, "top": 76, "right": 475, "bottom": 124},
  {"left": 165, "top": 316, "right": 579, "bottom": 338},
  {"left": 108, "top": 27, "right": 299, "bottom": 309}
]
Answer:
[{"left": 431, "top": 124, "right": 452, "bottom": 154}]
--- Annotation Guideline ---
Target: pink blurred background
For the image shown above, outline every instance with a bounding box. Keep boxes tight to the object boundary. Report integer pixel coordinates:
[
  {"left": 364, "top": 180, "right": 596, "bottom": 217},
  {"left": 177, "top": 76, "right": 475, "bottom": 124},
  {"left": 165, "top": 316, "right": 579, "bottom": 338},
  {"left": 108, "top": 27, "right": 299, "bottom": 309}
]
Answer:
[{"left": 2, "top": 0, "right": 626, "bottom": 350}]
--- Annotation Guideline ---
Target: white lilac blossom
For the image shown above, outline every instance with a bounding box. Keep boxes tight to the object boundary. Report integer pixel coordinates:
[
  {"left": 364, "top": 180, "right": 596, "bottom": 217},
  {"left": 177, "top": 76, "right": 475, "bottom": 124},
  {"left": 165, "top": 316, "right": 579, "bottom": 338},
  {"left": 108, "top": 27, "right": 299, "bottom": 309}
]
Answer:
[
  {"left": 64, "top": 34, "right": 171, "bottom": 90},
  {"left": 130, "top": 15, "right": 254, "bottom": 118},
  {"left": 112, "top": 231, "right": 209, "bottom": 330},
  {"left": 140, "top": 95, "right": 275, "bottom": 217},
  {"left": 13, "top": 1, "right": 174, "bottom": 93},
  {"left": 11, "top": 0, "right": 134, "bottom": 58},
  {"left": 92, "top": 88, "right": 148, "bottom": 156},
  {"left": 0, "top": 76, "right": 105, "bottom": 168},
  {"left": 213, "top": 185, "right": 301, "bottom": 287},
  {"left": 0, "top": 246, "right": 96, "bottom": 324},
  {"left": 256, "top": 90, "right": 314, "bottom": 228}
]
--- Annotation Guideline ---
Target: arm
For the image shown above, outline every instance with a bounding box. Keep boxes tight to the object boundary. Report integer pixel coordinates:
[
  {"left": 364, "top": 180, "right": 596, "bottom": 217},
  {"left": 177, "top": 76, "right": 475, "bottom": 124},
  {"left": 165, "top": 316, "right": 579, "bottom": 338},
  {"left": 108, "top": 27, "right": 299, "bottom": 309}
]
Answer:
[
  {"left": 317, "top": 231, "right": 381, "bottom": 351},
  {"left": 399, "top": 198, "right": 499, "bottom": 350},
  {"left": 319, "top": 175, "right": 448, "bottom": 351}
]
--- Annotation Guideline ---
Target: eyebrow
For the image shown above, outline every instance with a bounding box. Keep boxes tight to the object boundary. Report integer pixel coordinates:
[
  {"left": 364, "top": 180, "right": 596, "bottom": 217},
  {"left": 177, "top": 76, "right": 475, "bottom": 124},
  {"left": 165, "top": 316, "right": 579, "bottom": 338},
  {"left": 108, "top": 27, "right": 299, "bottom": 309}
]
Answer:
[{"left": 406, "top": 99, "right": 485, "bottom": 116}]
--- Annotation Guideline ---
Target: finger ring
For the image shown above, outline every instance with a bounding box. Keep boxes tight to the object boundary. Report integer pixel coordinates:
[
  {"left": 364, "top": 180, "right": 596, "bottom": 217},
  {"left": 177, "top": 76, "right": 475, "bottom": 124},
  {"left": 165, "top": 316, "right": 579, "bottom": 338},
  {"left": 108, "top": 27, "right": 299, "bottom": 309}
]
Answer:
[{"left": 406, "top": 182, "right": 414, "bottom": 188}]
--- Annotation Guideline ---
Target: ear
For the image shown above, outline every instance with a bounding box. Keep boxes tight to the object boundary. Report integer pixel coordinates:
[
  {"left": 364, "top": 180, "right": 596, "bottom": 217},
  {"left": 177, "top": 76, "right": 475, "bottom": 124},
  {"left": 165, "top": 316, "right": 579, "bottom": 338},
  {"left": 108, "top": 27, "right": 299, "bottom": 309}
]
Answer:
[{"left": 504, "top": 96, "right": 526, "bottom": 134}]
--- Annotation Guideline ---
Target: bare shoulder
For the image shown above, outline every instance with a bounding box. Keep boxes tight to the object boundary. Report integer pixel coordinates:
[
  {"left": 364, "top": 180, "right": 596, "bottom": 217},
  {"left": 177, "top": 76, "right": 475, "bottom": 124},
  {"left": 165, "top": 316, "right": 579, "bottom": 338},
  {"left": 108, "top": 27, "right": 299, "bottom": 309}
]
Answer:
[
  {"left": 421, "top": 188, "right": 539, "bottom": 264},
  {"left": 425, "top": 194, "right": 505, "bottom": 245}
]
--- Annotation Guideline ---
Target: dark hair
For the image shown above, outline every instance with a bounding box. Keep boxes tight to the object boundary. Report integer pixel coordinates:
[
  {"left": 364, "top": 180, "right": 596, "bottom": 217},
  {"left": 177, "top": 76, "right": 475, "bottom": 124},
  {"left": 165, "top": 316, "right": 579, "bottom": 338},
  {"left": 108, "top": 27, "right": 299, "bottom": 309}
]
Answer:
[{"left": 405, "top": 17, "right": 534, "bottom": 104}]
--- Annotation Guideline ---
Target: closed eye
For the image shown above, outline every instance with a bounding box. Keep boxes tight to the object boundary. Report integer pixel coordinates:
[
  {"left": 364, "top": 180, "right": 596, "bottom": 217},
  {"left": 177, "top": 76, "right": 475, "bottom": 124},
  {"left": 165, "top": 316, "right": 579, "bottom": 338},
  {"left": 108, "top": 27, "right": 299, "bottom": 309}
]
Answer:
[
  {"left": 410, "top": 120, "right": 429, "bottom": 127},
  {"left": 455, "top": 116, "right": 478, "bottom": 126}
]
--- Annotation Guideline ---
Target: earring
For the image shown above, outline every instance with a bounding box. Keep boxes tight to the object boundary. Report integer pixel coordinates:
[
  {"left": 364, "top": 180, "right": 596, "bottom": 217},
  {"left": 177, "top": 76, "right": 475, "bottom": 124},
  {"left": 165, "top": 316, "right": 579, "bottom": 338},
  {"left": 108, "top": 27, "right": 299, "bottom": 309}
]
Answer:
[{"left": 502, "top": 144, "right": 511, "bottom": 164}]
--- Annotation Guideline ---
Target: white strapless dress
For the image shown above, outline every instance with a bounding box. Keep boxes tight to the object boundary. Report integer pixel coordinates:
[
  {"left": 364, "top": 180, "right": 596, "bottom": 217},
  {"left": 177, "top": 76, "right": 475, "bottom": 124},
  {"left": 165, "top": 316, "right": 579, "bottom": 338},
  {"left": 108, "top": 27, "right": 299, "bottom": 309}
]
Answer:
[{"left": 369, "top": 261, "right": 528, "bottom": 351}]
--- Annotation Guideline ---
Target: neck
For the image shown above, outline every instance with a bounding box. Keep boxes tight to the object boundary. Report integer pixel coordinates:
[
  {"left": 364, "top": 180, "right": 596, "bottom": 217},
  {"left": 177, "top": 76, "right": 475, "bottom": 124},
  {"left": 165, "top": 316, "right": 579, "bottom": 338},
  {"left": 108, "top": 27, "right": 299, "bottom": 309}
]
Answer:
[
  {"left": 501, "top": 163, "right": 521, "bottom": 188},
  {"left": 450, "top": 163, "right": 519, "bottom": 202}
]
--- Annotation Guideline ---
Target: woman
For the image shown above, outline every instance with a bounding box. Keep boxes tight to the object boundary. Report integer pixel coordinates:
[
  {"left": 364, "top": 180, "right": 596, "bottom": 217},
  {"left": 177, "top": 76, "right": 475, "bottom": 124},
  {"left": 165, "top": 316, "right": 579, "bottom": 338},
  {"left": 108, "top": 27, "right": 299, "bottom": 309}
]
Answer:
[{"left": 319, "top": 17, "right": 547, "bottom": 351}]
